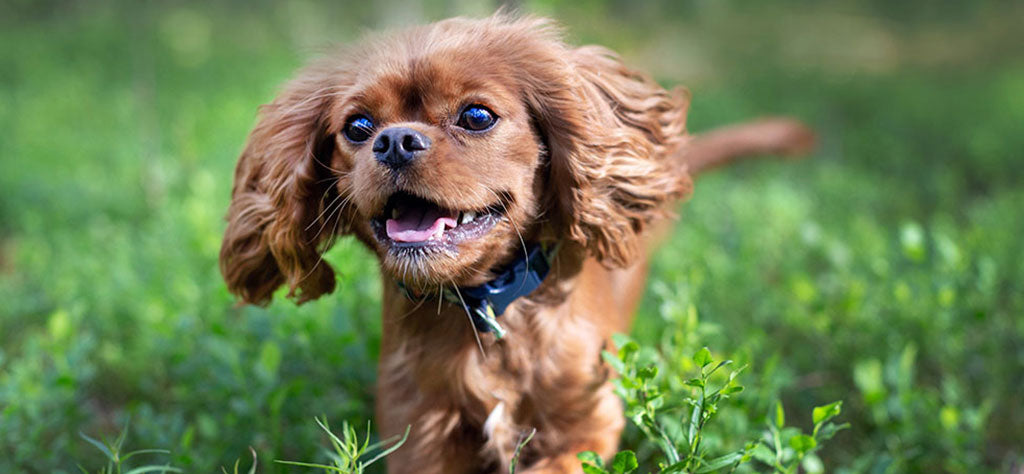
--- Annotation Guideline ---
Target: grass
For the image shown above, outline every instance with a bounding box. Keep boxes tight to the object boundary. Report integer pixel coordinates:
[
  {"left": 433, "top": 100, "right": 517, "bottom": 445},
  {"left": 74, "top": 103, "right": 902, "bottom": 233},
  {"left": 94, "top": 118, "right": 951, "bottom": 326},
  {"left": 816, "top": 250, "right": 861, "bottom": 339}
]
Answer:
[{"left": 1, "top": 0, "right": 1023, "bottom": 472}]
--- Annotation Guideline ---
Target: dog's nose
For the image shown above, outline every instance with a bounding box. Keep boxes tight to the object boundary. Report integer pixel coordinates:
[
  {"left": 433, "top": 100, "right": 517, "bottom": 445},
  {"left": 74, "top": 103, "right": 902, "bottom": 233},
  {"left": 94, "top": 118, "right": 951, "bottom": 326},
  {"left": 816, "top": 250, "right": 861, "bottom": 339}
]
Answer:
[{"left": 372, "top": 127, "right": 431, "bottom": 170}]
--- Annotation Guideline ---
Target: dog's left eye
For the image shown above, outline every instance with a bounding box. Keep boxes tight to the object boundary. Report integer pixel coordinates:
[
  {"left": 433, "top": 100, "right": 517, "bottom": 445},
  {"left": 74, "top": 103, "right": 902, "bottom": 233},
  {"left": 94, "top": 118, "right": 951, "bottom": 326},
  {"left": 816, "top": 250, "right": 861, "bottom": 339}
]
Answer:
[{"left": 456, "top": 105, "right": 497, "bottom": 132}]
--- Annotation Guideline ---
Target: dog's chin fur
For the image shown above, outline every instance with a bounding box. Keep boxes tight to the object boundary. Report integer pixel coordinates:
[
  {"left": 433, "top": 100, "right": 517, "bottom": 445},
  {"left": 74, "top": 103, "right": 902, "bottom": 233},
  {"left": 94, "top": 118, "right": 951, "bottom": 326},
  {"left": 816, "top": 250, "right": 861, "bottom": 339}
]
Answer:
[
  {"left": 218, "top": 12, "right": 737, "bottom": 474},
  {"left": 371, "top": 218, "right": 527, "bottom": 289}
]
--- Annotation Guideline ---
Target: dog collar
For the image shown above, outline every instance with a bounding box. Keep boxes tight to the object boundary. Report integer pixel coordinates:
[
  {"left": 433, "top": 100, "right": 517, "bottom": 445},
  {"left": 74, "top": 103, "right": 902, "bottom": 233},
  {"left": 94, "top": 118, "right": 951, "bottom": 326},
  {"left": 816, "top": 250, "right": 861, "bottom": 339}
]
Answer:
[{"left": 396, "top": 242, "right": 558, "bottom": 338}]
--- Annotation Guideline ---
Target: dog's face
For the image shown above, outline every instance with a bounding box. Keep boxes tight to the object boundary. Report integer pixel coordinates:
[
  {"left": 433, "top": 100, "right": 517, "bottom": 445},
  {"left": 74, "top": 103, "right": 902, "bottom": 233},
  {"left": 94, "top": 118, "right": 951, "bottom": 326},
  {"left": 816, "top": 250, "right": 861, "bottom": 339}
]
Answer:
[
  {"left": 219, "top": 16, "right": 691, "bottom": 305},
  {"left": 331, "top": 49, "right": 543, "bottom": 287}
]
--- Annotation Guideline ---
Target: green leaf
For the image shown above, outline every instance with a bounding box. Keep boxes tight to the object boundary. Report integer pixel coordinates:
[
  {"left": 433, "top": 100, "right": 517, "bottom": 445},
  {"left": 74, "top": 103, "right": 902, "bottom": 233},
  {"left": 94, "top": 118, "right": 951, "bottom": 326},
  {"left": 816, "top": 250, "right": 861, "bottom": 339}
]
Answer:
[
  {"left": 693, "top": 347, "right": 712, "bottom": 367},
  {"left": 684, "top": 378, "right": 704, "bottom": 388},
  {"left": 120, "top": 449, "right": 171, "bottom": 463},
  {"left": 789, "top": 434, "right": 817, "bottom": 453},
  {"left": 707, "top": 359, "right": 732, "bottom": 376},
  {"left": 687, "top": 396, "right": 703, "bottom": 445},
  {"left": 638, "top": 366, "right": 658, "bottom": 382},
  {"left": 582, "top": 464, "right": 609, "bottom": 474},
  {"left": 722, "top": 385, "right": 744, "bottom": 395},
  {"left": 619, "top": 342, "right": 640, "bottom": 363},
  {"left": 750, "top": 443, "right": 776, "bottom": 464},
  {"left": 659, "top": 460, "right": 688, "bottom": 474},
  {"left": 611, "top": 451, "right": 638, "bottom": 473},
  {"left": 801, "top": 453, "right": 824, "bottom": 474},
  {"left": 816, "top": 422, "right": 851, "bottom": 442},
  {"left": 601, "top": 350, "right": 624, "bottom": 374},
  {"left": 610, "top": 333, "right": 633, "bottom": 351},
  {"left": 774, "top": 400, "right": 786, "bottom": 428},
  {"left": 728, "top": 365, "right": 748, "bottom": 383},
  {"left": 79, "top": 431, "right": 114, "bottom": 460},
  {"left": 363, "top": 424, "right": 410, "bottom": 467},
  {"left": 275, "top": 460, "right": 346, "bottom": 472},
  {"left": 812, "top": 401, "right": 842, "bottom": 425},
  {"left": 244, "top": 447, "right": 258, "bottom": 474},
  {"left": 124, "top": 467, "right": 183, "bottom": 474},
  {"left": 695, "top": 451, "right": 745, "bottom": 473},
  {"left": 577, "top": 451, "right": 605, "bottom": 469}
]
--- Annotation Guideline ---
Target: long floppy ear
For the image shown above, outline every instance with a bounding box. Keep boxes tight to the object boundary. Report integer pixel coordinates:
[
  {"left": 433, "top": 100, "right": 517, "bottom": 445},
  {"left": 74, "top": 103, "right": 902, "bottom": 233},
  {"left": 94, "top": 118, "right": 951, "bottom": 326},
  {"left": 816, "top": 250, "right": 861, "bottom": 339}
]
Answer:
[
  {"left": 524, "top": 42, "right": 693, "bottom": 266},
  {"left": 220, "top": 62, "right": 347, "bottom": 305}
]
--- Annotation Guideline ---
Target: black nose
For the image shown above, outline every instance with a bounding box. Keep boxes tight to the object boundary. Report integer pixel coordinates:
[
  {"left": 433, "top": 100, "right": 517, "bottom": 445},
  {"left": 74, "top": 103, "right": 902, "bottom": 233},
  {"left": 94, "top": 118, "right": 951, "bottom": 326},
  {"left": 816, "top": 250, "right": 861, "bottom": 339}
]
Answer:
[{"left": 372, "top": 127, "right": 430, "bottom": 170}]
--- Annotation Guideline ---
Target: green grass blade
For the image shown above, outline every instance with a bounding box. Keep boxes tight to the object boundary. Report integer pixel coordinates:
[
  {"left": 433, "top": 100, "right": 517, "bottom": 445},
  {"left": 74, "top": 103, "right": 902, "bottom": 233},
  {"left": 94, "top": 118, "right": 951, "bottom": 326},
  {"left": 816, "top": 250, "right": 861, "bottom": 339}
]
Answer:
[
  {"left": 123, "top": 466, "right": 183, "bottom": 474},
  {"left": 79, "top": 431, "right": 115, "bottom": 460},
  {"left": 275, "top": 460, "right": 347, "bottom": 472},
  {"left": 509, "top": 428, "right": 537, "bottom": 474},
  {"left": 120, "top": 449, "right": 171, "bottom": 463},
  {"left": 362, "top": 424, "right": 410, "bottom": 467}
]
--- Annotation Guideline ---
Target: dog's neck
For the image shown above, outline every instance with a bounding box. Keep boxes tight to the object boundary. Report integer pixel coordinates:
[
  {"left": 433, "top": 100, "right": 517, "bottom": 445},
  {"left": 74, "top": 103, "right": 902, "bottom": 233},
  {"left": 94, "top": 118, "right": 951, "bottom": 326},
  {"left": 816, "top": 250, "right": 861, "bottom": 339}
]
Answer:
[{"left": 394, "top": 242, "right": 560, "bottom": 337}]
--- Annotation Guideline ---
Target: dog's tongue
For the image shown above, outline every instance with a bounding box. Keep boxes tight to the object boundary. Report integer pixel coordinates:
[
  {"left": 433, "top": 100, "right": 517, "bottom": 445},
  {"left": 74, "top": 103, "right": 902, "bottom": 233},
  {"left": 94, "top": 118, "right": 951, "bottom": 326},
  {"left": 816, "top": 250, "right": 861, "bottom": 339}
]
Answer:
[{"left": 386, "top": 205, "right": 457, "bottom": 243}]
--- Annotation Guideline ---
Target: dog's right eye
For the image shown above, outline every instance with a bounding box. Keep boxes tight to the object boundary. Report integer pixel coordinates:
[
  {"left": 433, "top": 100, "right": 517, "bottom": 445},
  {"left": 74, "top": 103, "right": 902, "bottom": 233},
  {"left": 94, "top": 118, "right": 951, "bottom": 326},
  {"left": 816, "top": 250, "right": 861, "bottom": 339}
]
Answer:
[{"left": 343, "top": 115, "right": 375, "bottom": 143}]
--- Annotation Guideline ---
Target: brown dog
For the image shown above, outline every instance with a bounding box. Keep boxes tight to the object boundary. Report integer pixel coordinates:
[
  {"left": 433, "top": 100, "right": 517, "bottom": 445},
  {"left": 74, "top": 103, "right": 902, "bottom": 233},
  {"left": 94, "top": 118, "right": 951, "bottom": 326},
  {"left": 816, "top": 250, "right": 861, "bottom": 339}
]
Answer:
[{"left": 219, "top": 14, "right": 811, "bottom": 474}]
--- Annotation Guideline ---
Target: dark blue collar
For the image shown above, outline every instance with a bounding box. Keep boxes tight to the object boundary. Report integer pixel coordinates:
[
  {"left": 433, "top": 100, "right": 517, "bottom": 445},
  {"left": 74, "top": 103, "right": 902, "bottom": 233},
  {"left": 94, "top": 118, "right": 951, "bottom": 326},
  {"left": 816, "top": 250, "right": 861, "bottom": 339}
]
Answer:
[{"left": 397, "top": 242, "right": 557, "bottom": 338}]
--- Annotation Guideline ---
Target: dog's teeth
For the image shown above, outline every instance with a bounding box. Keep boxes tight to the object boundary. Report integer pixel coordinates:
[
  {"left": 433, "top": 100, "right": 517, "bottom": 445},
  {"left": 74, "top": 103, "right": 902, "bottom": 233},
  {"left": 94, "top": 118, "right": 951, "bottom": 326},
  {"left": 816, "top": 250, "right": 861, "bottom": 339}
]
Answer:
[
  {"left": 391, "top": 208, "right": 399, "bottom": 219},
  {"left": 461, "top": 211, "right": 476, "bottom": 224}
]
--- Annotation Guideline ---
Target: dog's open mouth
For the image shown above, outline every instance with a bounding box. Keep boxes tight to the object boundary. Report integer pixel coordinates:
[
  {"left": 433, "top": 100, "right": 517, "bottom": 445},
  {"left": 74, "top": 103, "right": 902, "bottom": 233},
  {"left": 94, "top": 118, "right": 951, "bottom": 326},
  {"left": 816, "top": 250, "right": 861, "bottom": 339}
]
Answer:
[{"left": 371, "top": 191, "right": 502, "bottom": 250}]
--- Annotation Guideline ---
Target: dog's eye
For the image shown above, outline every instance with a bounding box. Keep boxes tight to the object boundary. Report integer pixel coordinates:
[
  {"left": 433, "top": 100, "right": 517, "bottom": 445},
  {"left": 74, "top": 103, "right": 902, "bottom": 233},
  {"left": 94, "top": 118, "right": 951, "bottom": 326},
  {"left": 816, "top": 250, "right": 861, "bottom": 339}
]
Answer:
[
  {"left": 343, "top": 115, "right": 375, "bottom": 143},
  {"left": 456, "top": 105, "right": 497, "bottom": 132}
]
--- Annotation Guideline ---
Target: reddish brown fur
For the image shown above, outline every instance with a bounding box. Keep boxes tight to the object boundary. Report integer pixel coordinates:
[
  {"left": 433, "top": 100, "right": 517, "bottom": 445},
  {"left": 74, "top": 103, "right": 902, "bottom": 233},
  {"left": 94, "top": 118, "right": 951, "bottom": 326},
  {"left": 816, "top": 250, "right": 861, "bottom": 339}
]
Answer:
[{"left": 220, "top": 14, "right": 812, "bottom": 474}]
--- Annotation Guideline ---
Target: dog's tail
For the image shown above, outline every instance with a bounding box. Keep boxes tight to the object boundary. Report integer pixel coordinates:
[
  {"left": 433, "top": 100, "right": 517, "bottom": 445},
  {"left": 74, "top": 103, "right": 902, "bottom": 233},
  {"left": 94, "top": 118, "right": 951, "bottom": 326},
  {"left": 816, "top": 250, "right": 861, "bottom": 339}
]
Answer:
[{"left": 681, "top": 118, "right": 815, "bottom": 175}]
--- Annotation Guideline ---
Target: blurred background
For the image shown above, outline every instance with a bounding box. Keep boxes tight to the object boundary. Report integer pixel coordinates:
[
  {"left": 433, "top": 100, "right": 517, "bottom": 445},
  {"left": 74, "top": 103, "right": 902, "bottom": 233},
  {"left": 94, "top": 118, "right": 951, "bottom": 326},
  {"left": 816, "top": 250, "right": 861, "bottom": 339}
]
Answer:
[{"left": 1, "top": 0, "right": 1022, "bottom": 472}]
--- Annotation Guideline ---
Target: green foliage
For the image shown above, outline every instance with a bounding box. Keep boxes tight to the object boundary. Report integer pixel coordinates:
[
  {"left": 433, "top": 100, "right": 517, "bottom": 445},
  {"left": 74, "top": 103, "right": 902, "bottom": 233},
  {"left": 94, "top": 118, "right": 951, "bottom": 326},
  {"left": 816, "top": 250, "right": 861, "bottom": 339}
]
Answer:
[
  {"left": 276, "top": 419, "right": 408, "bottom": 474},
  {"left": 598, "top": 340, "right": 846, "bottom": 473},
  {"left": 1, "top": 0, "right": 1023, "bottom": 473},
  {"left": 751, "top": 400, "right": 848, "bottom": 474},
  {"left": 222, "top": 449, "right": 258, "bottom": 474},
  {"left": 78, "top": 424, "right": 181, "bottom": 474},
  {"left": 579, "top": 450, "right": 639, "bottom": 474}
]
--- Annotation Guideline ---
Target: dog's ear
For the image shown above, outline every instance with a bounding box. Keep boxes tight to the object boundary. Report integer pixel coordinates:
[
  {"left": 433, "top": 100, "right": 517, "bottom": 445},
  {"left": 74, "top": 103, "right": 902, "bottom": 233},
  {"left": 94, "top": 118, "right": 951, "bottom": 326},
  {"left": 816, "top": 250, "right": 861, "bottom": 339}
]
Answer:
[
  {"left": 523, "top": 43, "right": 693, "bottom": 266},
  {"left": 220, "top": 63, "right": 348, "bottom": 305}
]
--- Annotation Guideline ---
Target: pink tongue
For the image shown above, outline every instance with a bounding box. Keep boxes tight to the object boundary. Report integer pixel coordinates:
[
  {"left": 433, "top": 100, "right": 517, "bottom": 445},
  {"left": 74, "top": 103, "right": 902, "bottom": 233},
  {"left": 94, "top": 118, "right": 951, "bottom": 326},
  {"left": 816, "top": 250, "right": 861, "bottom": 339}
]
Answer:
[{"left": 386, "top": 206, "right": 457, "bottom": 243}]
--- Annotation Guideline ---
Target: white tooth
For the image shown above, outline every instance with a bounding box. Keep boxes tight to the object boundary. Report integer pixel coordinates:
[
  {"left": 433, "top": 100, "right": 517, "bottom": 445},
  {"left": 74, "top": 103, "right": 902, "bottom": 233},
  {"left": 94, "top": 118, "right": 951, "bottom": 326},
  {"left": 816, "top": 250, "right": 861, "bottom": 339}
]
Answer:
[
  {"left": 462, "top": 211, "right": 476, "bottom": 224},
  {"left": 433, "top": 226, "right": 444, "bottom": 240}
]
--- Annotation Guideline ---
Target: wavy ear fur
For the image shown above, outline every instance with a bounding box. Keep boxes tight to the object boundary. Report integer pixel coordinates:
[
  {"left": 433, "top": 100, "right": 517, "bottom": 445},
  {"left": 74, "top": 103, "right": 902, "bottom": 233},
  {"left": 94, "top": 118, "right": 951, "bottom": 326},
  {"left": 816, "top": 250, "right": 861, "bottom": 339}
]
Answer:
[
  {"left": 524, "top": 40, "right": 693, "bottom": 266},
  {"left": 220, "top": 62, "right": 345, "bottom": 305}
]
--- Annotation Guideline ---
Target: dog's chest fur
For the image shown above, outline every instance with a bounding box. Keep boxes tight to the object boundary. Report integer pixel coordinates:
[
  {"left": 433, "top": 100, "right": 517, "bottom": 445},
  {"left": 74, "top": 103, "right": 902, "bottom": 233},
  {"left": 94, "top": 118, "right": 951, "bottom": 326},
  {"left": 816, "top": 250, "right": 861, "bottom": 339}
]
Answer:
[{"left": 377, "top": 282, "right": 612, "bottom": 468}]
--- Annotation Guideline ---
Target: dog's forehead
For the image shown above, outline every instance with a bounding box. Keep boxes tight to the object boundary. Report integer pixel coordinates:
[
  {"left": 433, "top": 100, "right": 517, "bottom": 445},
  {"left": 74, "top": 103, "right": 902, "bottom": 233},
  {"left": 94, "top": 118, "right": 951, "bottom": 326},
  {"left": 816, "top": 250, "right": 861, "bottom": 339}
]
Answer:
[{"left": 349, "top": 47, "right": 519, "bottom": 121}]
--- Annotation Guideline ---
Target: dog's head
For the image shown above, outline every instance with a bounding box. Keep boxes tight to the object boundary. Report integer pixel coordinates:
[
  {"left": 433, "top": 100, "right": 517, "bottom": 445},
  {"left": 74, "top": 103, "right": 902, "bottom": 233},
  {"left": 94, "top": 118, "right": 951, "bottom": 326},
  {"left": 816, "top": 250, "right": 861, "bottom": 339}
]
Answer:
[{"left": 220, "top": 15, "right": 692, "bottom": 305}]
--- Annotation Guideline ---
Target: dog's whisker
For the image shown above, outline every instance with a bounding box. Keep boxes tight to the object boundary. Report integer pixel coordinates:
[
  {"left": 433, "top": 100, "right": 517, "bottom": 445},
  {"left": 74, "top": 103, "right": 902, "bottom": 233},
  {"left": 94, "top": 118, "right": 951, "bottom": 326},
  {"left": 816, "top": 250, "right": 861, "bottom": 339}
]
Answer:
[
  {"left": 437, "top": 285, "right": 444, "bottom": 316},
  {"left": 314, "top": 173, "right": 348, "bottom": 186},
  {"left": 451, "top": 282, "right": 486, "bottom": 358},
  {"left": 305, "top": 190, "right": 346, "bottom": 232},
  {"left": 295, "top": 180, "right": 357, "bottom": 287},
  {"left": 310, "top": 154, "right": 349, "bottom": 176},
  {"left": 295, "top": 194, "right": 349, "bottom": 287},
  {"left": 307, "top": 152, "right": 347, "bottom": 176},
  {"left": 490, "top": 189, "right": 530, "bottom": 291},
  {"left": 397, "top": 292, "right": 428, "bottom": 320},
  {"left": 309, "top": 192, "right": 350, "bottom": 242}
]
